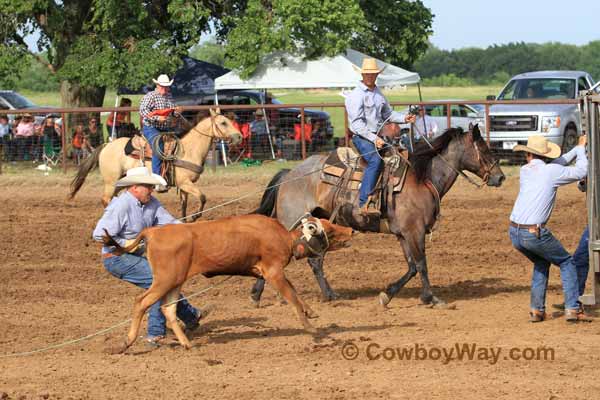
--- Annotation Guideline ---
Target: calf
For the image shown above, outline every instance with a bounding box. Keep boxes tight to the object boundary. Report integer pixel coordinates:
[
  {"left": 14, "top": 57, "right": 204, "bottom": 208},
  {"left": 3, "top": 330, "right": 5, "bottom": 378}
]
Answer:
[{"left": 103, "top": 214, "right": 353, "bottom": 351}]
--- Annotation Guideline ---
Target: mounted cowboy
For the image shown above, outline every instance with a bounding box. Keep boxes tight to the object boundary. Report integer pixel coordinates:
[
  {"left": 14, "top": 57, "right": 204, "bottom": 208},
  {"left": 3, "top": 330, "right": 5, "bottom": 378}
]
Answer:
[
  {"left": 139, "top": 73, "right": 180, "bottom": 192},
  {"left": 345, "top": 58, "right": 416, "bottom": 218}
]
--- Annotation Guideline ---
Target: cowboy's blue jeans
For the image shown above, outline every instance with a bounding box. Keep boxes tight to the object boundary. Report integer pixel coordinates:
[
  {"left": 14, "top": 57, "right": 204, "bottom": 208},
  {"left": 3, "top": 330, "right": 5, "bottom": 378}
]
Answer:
[
  {"left": 352, "top": 135, "right": 382, "bottom": 207},
  {"left": 572, "top": 225, "right": 590, "bottom": 297},
  {"left": 509, "top": 225, "right": 579, "bottom": 312},
  {"left": 103, "top": 253, "right": 199, "bottom": 338},
  {"left": 142, "top": 125, "right": 164, "bottom": 175}
]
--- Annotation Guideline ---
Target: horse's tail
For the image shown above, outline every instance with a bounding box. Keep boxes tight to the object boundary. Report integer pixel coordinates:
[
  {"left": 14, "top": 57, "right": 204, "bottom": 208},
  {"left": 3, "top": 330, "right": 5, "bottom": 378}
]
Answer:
[
  {"left": 101, "top": 228, "right": 145, "bottom": 256},
  {"left": 68, "top": 144, "right": 104, "bottom": 199},
  {"left": 251, "top": 168, "right": 290, "bottom": 217}
]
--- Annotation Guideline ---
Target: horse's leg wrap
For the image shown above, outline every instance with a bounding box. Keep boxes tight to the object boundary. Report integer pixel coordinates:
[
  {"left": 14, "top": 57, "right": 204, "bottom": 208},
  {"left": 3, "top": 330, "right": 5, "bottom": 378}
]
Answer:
[
  {"left": 308, "top": 256, "right": 338, "bottom": 301},
  {"left": 250, "top": 278, "right": 266, "bottom": 307}
]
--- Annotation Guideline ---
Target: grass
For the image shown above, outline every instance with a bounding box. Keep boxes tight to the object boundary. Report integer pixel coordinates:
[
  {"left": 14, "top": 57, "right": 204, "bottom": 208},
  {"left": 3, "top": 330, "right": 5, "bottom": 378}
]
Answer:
[{"left": 19, "top": 85, "right": 503, "bottom": 139}]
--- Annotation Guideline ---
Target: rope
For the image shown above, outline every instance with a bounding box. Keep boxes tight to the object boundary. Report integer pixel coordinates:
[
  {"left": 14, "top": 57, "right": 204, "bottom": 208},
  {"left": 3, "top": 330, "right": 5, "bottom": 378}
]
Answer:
[{"left": 0, "top": 276, "right": 235, "bottom": 358}]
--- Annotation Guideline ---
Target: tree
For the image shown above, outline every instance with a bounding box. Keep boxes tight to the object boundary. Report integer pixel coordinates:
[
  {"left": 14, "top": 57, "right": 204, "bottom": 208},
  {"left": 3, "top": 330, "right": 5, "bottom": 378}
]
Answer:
[
  {"left": 352, "top": 0, "right": 433, "bottom": 69},
  {"left": 189, "top": 39, "right": 226, "bottom": 67}
]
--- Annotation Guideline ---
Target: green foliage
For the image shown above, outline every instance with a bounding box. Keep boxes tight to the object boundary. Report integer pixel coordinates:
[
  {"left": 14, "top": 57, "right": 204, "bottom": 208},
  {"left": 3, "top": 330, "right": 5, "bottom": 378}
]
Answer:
[
  {"left": 189, "top": 40, "right": 226, "bottom": 66},
  {"left": 352, "top": 0, "right": 433, "bottom": 69},
  {"left": 415, "top": 41, "right": 600, "bottom": 85},
  {"left": 421, "top": 74, "right": 474, "bottom": 87},
  {"left": 223, "top": 0, "right": 366, "bottom": 78}
]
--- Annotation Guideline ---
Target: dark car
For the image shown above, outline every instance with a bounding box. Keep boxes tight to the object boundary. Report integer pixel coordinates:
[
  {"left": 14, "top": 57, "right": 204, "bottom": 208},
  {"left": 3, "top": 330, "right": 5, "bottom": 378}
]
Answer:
[
  {"left": 176, "top": 90, "right": 334, "bottom": 142},
  {"left": 0, "top": 90, "right": 58, "bottom": 125}
]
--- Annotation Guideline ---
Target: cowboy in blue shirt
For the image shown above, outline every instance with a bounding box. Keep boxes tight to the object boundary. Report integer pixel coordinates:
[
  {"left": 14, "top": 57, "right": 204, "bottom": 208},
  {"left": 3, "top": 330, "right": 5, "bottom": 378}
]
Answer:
[
  {"left": 345, "top": 58, "right": 416, "bottom": 217},
  {"left": 93, "top": 167, "right": 206, "bottom": 347},
  {"left": 508, "top": 135, "right": 587, "bottom": 323}
]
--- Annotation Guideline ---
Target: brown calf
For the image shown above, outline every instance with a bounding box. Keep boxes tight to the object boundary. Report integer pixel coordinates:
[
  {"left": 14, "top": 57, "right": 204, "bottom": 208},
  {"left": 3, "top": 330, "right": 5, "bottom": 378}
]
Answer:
[{"left": 103, "top": 214, "right": 353, "bottom": 351}]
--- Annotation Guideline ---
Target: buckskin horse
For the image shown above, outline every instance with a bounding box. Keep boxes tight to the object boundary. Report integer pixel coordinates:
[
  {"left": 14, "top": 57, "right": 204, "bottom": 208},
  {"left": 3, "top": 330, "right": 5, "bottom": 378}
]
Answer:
[
  {"left": 250, "top": 125, "right": 505, "bottom": 308},
  {"left": 69, "top": 108, "right": 242, "bottom": 220}
]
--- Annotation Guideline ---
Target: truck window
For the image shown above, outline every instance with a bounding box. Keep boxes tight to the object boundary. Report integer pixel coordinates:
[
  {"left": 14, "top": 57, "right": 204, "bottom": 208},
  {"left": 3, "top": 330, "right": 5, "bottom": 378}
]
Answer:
[
  {"left": 498, "top": 78, "right": 576, "bottom": 100},
  {"left": 497, "top": 80, "right": 518, "bottom": 100},
  {"left": 578, "top": 77, "right": 589, "bottom": 92}
]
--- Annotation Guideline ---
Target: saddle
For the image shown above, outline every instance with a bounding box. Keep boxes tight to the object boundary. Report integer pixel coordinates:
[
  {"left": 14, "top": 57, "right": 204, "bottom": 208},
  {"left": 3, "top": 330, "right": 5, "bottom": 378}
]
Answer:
[
  {"left": 320, "top": 146, "right": 409, "bottom": 223},
  {"left": 123, "top": 133, "right": 198, "bottom": 188}
]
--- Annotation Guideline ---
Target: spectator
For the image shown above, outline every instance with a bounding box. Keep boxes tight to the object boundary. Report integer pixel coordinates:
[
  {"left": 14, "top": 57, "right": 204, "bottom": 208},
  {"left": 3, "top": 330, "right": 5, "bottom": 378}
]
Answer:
[
  {"left": 0, "top": 115, "right": 11, "bottom": 161},
  {"left": 413, "top": 106, "right": 439, "bottom": 141},
  {"left": 107, "top": 98, "right": 134, "bottom": 139},
  {"left": 85, "top": 116, "right": 103, "bottom": 148},
  {"left": 42, "top": 117, "right": 61, "bottom": 159},
  {"left": 72, "top": 122, "right": 92, "bottom": 164},
  {"left": 250, "top": 109, "right": 271, "bottom": 158},
  {"left": 14, "top": 114, "right": 35, "bottom": 161}
]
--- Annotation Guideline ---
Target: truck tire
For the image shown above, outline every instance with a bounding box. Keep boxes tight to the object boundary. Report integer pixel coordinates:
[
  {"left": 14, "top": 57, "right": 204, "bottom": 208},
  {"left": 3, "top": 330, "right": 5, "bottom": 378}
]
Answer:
[{"left": 562, "top": 126, "right": 578, "bottom": 153}]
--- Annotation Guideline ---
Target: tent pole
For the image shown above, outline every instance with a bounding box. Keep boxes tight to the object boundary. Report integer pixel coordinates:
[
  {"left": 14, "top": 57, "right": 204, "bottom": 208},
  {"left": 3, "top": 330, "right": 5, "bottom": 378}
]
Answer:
[
  {"left": 262, "top": 89, "right": 276, "bottom": 159},
  {"left": 111, "top": 96, "right": 119, "bottom": 142},
  {"left": 417, "top": 82, "right": 423, "bottom": 102},
  {"left": 213, "top": 91, "right": 227, "bottom": 166}
]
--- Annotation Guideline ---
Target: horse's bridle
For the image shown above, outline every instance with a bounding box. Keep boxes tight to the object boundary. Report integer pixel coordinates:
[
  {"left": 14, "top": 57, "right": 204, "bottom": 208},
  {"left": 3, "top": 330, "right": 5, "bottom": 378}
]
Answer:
[
  {"left": 473, "top": 139, "right": 499, "bottom": 185},
  {"left": 179, "top": 109, "right": 236, "bottom": 142}
]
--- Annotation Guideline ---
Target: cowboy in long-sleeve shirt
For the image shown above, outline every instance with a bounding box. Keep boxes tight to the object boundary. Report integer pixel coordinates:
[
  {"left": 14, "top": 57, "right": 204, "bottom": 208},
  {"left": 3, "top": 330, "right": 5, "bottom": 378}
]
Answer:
[
  {"left": 93, "top": 167, "right": 205, "bottom": 347},
  {"left": 345, "top": 58, "right": 415, "bottom": 218},
  {"left": 508, "top": 135, "right": 588, "bottom": 323}
]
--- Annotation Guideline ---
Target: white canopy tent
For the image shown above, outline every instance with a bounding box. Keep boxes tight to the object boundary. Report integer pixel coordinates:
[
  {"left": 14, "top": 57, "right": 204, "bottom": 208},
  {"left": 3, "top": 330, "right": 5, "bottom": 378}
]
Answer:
[{"left": 214, "top": 49, "right": 420, "bottom": 90}]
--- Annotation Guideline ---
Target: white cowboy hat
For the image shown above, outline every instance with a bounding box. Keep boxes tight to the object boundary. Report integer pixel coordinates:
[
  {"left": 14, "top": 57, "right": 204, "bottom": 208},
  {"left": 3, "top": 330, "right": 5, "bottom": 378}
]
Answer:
[
  {"left": 513, "top": 135, "right": 561, "bottom": 159},
  {"left": 152, "top": 74, "right": 174, "bottom": 87},
  {"left": 115, "top": 167, "right": 167, "bottom": 188},
  {"left": 353, "top": 58, "right": 386, "bottom": 74}
]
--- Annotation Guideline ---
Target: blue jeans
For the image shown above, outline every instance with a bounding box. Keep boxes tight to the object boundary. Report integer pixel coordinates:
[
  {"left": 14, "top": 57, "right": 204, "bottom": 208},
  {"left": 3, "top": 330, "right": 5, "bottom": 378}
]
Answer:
[
  {"left": 103, "top": 253, "right": 199, "bottom": 338},
  {"left": 572, "top": 226, "right": 590, "bottom": 297},
  {"left": 509, "top": 225, "right": 579, "bottom": 312},
  {"left": 142, "top": 126, "right": 164, "bottom": 175},
  {"left": 352, "top": 135, "right": 382, "bottom": 207}
]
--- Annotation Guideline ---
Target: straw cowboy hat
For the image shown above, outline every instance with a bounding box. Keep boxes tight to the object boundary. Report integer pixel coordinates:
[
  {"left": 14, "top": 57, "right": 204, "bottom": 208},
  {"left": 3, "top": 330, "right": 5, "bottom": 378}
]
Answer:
[
  {"left": 513, "top": 135, "right": 561, "bottom": 159},
  {"left": 152, "top": 74, "right": 174, "bottom": 87},
  {"left": 353, "top": 58, "right": 386, "bottom": 74},
  {"left": 115, "top": 167, "right": 167, "bottom": 187}
]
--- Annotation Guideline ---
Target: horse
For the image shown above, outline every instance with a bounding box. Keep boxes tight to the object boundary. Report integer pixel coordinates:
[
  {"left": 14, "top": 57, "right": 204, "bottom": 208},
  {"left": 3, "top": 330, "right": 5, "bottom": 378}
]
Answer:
[
  {"left": 69, "top": 108, "right": 242, "bottom": 220},
  {"left": 249, "top": 125, "right": 505, "bottom": 308}
]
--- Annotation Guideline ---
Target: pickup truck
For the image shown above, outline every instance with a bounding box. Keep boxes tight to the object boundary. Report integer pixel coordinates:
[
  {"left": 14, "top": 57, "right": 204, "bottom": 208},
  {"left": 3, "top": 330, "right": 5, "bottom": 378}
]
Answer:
[
  {"left": 486, "top": 71, "right": 597, "bottom": 158},
  {"left": 0, "top": 90, "right": 57, "bottom": 125}
]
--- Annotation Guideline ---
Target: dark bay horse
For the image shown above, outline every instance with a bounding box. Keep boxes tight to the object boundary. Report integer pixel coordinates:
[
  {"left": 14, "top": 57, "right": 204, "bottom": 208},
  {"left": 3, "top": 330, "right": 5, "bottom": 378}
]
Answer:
[{"left": 250, "top": 126, "right": 505, "bottom": 307}]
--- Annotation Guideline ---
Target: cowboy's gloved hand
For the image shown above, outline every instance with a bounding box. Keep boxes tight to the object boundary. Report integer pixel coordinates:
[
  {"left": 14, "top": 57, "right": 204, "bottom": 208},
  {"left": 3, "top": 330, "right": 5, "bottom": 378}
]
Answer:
[
  {"left": 124, "top": 239, "right": 141, "bottom": 253},
  {"left": 405, "top": 114, "right": 416, "bottom": 124},
  {"left": 375, "top": 137, "right": 385, "bottom": 149},
  {"left": 174, "top": 106, "right": 183, "bottom": 115}
]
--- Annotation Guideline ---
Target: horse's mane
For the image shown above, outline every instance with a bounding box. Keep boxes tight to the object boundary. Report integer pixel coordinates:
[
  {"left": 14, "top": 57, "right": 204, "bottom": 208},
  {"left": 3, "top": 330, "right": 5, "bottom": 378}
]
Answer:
[{"left": 408, "top": 127, "right": 464, "bottom": 182}]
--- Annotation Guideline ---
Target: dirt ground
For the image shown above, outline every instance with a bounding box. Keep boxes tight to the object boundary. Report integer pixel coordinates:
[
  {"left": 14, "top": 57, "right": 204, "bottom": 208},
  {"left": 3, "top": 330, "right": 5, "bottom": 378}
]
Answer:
[{"left": 1, "top": 166, "right": 599, "bottom": 400}]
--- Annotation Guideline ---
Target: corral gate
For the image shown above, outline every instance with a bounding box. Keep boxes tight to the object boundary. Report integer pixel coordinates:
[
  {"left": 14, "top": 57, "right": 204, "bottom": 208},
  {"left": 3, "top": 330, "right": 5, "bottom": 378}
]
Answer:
[{"left": 580, "top": 88, "right": 600, "bottom": 305}]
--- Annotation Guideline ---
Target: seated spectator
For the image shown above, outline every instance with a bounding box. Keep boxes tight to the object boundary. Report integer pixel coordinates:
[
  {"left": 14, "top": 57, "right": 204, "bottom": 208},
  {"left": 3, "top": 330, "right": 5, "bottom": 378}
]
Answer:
[
  {"left": 14, "top": 114, "right": 35, "bottom": 161},
  {"left": 107, "top": 98, "right": 135, "bottom": 139},
  {"left": 0, "top": 115, "right": 12, "bottom": 161},
  {"left": 85, "top": 116, "right": 103, "bottom": 148},
  {"left": 293, "top": 115, "right": 313, "bottom": 144},
  {"left": 42, "top": 117, "right": 61, "bottom": 157}
]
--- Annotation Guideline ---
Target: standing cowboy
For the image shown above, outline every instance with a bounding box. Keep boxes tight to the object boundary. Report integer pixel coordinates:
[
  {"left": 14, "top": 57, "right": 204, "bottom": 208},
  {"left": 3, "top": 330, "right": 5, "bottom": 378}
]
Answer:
[
  {"left": 345, "top": 58, "right": 416, "bottom": 217},
  {"left": 508, "top": 135, "right": 588, "bottom": 322},
  {"left": 139, "top": 74, "right": 179, "bottom": 192},
  {"left": 92, "top": 167, "right": 207, "bottom": 347}
]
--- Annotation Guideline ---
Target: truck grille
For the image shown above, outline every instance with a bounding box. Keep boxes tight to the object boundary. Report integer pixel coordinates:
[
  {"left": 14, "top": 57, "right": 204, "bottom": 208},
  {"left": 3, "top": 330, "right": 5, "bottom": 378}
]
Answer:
[{"left": 490, "top": 115, "right": 538, "bottom": 131}]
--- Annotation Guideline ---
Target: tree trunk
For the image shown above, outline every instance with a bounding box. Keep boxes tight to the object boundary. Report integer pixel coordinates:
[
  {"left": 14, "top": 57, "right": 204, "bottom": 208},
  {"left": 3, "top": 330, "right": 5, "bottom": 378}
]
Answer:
[{"left": 60, "top": 81, "right": 106, "bottom": 141}]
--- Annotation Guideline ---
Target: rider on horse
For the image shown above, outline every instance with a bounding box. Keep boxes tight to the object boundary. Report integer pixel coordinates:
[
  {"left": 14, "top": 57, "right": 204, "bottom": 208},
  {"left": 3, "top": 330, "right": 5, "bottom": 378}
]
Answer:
[
  {"left": 345, "top": 58, "right": 416, "bottom": 217},
  {"left": 139, "top": 74, "right": 180, "bottom": 192}
]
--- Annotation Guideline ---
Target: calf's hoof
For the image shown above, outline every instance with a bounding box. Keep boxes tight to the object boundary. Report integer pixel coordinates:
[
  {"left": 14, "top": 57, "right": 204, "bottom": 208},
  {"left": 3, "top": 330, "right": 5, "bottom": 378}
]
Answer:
[
  {"left": 321, "top": 291, "right": 340, "bottom": 302},
  {"left": 304, "top": 309, "right": 318, "bottom": 319},
  {"left": 379, "top": 292, "right": 391, "bottom": 308},
  {"left": 108, "top": 340, "right": 130, "bottom": 355}
]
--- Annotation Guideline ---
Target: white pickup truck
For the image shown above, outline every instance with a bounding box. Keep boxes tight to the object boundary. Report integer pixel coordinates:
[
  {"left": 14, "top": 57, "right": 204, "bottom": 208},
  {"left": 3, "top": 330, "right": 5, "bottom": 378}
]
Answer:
[{"left": 487, "top": 71, "right": 597, "bottom": 158}]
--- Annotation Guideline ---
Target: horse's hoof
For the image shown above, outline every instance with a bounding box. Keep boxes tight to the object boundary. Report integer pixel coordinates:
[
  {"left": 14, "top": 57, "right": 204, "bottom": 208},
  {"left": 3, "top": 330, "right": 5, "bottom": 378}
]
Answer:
[
  {"left": 108, "top": 340, "right": 129, "bottom": 355},
  {"left": 322, "top": 292, "right": 340, "bottom": 302},
  {"left": 250, "top": 296, "right": 260, "bottom": 308},
  {"left": 379, "top": 292, "right": 391, "bottom": 308}
]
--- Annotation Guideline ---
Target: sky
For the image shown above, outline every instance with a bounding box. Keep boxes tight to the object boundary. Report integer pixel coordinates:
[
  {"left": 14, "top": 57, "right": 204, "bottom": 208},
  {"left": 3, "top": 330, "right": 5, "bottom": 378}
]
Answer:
[{"left": 421, "top": 0, "right": 600, "bottom": 50}]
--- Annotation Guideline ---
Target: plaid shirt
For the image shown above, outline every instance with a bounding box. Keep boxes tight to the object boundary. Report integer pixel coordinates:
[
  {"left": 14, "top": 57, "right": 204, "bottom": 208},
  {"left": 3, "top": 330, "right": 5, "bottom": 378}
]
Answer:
[{"left": 140, "top": 89, "right": 175, "bottom": 130}]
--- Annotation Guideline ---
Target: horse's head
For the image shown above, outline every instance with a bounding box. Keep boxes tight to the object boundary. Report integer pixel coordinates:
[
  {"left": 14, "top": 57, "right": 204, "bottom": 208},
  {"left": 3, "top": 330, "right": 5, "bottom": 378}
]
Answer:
[
  {"left": 460, "top": 124, "right": 505, "bottom": 187},
  {"left": 206, "top": 108, "right": 243, "bottom": 145}
]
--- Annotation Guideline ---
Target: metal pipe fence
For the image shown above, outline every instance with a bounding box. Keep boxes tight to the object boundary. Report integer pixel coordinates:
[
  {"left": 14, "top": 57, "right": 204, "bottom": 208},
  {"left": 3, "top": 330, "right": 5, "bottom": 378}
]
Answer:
[{"left": 0, "top": 98, "right": 580, "bottom": 174}]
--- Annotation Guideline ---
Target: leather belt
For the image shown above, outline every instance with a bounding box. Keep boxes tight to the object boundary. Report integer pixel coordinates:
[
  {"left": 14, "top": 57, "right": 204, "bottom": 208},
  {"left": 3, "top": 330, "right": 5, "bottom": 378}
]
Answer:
[
  {"left": 102, "top": 253, "right": 116, "bottom": 259},
  {"left": 510, "top": 221, "right": 545, "bottom": 229}
]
